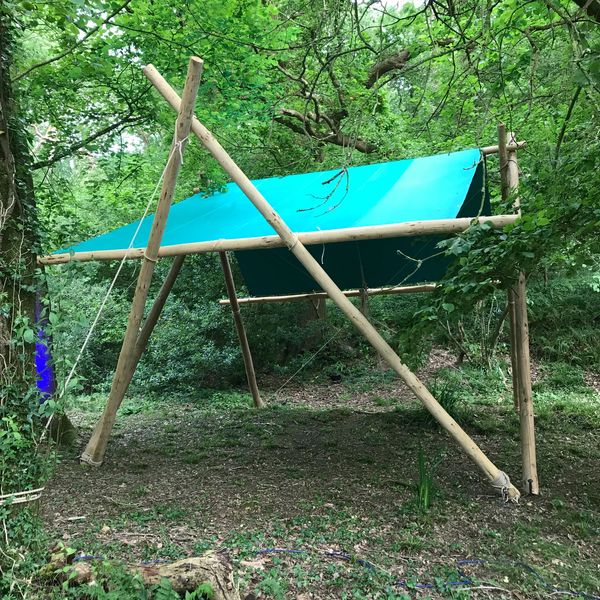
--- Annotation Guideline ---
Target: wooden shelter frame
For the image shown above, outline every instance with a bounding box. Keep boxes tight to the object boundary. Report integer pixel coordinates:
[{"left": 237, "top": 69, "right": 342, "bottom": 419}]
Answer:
[{"left": 39, "top": 58, "right": 538, "bottom": 499}]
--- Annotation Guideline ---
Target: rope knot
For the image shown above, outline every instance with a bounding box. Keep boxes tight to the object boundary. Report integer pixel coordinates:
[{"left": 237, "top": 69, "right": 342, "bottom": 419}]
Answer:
[{"left": 491, "top": 470, "right": 518, "bottom": 503}]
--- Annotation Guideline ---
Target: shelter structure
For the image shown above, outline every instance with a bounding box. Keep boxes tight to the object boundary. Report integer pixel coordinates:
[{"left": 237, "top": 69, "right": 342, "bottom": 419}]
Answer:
[{"left": 39, "top": 57, "right": 538, "bottom": 500}]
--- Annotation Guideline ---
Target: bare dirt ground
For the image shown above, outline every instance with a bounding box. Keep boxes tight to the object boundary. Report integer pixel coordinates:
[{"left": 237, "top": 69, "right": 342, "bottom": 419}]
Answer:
[{"left": 41, "top": 352, "right": 600, "bottom": 599}]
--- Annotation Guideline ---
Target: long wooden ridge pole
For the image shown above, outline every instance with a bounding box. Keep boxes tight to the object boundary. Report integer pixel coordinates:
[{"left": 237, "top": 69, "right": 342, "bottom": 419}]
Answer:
[
  {"left": 144, "top": 61, "right": 521, "bottom": 501},
  {"left": 219, "top": 252, "right": 264, "bottom": 408},
  {"left": 499, "top": 125, "right": 539, "bottom": 495},
  {"left": 38, "top": 215, "right": 518, "bottom": 266},
  {"left": 218, "top": 283, "right": 438, "bottom": 306},
  {"left": 81, "top": 58, "right": 203, "bottom": 466}
]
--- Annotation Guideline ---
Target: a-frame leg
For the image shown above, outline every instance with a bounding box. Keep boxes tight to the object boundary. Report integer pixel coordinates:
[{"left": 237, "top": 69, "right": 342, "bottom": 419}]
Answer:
[
  {"left": 81, "top": 58, "right": 202, "bottom": 466},
  {"left": 219, "top": 252, "right": 264, "bottom": 408},
  {"left": 510, "top": 275, "right": 539, "bottom": 495},
  {"left": 89, "top": 254, "right": 185, "bottom": 425},
  {"left": 499, "top": 123, "right": 539, "bottom": 495},
  {"left": 146, "top": 66, "right": 522, "bottom": 501}
]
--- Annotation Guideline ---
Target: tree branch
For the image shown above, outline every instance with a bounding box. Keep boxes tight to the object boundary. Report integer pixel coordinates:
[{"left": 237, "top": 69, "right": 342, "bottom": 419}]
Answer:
[
  {"left": 571, "top": 0, "right": 600, "bottom": 22},
  {"left": 555, "top": 85, "right": 582, "bottom": 162},
  {"left": 275, "top": 109, "right": 376, "bottom": 153},
  {"left": 365, "top": 50, "right": 410, "bottom": 88},
  {"left": 31, "top": 115, "right": 145, "bottom": 170},
  {"left": 12, "top": 0, "right": 133, "bottom": 82}
]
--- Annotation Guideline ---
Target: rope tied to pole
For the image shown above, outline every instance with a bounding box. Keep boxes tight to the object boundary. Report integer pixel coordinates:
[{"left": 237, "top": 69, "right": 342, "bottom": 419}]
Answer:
[
  {"left": 143, "top": 252, "right": 159, "bottom": 263},
  {"left": 491, "top": 470, "right": 516, "bottom": 503}
]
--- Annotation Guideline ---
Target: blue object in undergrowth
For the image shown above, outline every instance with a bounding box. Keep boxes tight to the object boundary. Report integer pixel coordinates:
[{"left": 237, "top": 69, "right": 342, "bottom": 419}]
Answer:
[{"left": 35, "top": 292, "right": 56, "bottom": 403}]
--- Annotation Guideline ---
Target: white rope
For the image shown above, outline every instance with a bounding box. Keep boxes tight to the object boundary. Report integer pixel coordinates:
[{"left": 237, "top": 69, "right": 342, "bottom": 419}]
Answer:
[
  {"left": 273, "top": 326, "right": 342, "bottom": 396},
  {"left": 41, "top": 138, "right": 188, "bottom": 439}
]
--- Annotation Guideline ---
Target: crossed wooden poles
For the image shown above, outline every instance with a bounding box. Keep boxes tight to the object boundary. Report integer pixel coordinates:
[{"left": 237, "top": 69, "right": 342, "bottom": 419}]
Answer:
[{"left": 68, "top": 57, "right": 538, "bottom": 499}]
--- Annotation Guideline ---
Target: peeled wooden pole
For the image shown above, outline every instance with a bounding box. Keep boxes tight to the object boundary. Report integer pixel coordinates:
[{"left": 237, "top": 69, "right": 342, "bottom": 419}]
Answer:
[
  {"left": 219, "top": 252, "right": 264, "bottom": 408},
  {"left": 481, "top": 141, "right": 526, "bottom": 155},
  {"left": 81, "top": 58, "right": 203, "bottom": 466},
  {"left": 106, "top": 256, "right": 186, "bottom": 414},
  {"left": 513, "top": 273, "right": 538, "bottom": 494},
  {"left": 144, "top": 63, "right": 520, "bottom": 501},
  {"left": 499, "top": 126, "right": 538, "bottom": 495},
  {"left": 219, "top": 284, "right": 438, "bottom": 306},
  {"left": 499, "top": 125, "right": 522, "bottom": 414},
  {"left": 135, "top": 256, "right": 186, "bottom": 359},
  {"left": 92, "top": 255, "right": 186, "bottom": 418},
  {"left": 38, "top": 215, "right": 518, "bottom": 266}
]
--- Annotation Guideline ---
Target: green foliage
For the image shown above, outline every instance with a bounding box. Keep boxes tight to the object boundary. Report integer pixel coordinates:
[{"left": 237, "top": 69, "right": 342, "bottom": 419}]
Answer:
[
  {"left": 423, "top": 379, "right": 464, "bottom": 427},
  {"left": 414, "top": 448, "right": 441, "bottom": 513}
]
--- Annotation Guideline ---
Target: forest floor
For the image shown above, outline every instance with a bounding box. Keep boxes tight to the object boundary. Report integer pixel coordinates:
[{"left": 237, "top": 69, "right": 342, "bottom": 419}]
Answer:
[{"left": 41, "top": 351, "right": 600, "bottom": 599}]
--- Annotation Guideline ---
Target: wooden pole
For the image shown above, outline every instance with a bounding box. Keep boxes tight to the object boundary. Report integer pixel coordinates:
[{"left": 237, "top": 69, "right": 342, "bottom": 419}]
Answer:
[
  {"left": 81, "top": 58, "right": 203, "bottom": 466},
  {"left": 143, "top": 63, "right": 521, "bottom": 501},
  {"left": 498, "top": 125, "right": 521, "bottom": 414},
  {"left": 481, "top": 140, "right": 526, "bottom": 156},
  {"left": 513, "top": 272, "right": 538, "bottom": 495},
  {"left": 359, "top": 287, "right": 370, "bottom": 318},
  {"left": 505, "top": 127, "right": 538, "bottom": 495},
  {"left": 92, "top": 255, "right": 187, "bottom": 421},
  {"left": 38, "top": 215, "right": 518, "bottom": 266},
  {"left": 219, "top": 284, "right": 438, "bottom": 307},
  {"left": 135, "top": 256, "right": 186, "bottom": 367},
  {"left": 219, "top": 251, "right": 264, "bottom": 408}
]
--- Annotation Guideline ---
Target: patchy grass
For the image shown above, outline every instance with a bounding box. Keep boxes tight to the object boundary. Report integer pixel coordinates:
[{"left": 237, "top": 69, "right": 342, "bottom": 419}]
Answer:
[{"left": 39, "top": 354, "right": 600, "bottom": 599}]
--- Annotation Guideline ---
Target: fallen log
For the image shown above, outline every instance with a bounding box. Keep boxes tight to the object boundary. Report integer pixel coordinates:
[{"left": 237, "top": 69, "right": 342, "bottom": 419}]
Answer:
[{"left": 132, "top": 551, "right": 240, "bottom": 599}]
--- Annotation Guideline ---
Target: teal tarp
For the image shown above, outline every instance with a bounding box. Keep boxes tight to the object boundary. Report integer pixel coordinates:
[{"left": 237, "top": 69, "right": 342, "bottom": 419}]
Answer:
[{"left": 58, "top": 148, "right": 489, "bottom": 295}]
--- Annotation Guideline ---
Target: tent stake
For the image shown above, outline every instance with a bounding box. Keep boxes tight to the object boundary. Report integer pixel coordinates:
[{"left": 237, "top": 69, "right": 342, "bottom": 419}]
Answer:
[
  {"left": 219, "top": 252, "right": 264, "bottom": 408},
  {"left": 81, "top": 58, "right": 203, "bottom": 466},
  {"left": 143, "top": 61, "right": 521, "bottom": 501}
]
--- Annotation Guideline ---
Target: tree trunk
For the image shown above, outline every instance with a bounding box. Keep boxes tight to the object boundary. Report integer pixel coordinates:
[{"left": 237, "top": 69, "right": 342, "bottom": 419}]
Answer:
[
  {"left": 0, "top": 12, "right": 75, "bottom": 438},
  {"left": 0, "top": 12, "right": 38, "bottom": 392}
]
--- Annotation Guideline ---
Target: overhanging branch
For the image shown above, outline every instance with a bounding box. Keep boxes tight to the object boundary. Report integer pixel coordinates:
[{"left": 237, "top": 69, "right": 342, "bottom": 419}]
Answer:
[
  {"left": 12, "top": 0, "right": 133, "bottom": 83},
  {"left": 31, "top": 114, "right": 145, "bottom": 170},
  {"left": 365, "top": 50, "right": 410, "bottom": 88}
]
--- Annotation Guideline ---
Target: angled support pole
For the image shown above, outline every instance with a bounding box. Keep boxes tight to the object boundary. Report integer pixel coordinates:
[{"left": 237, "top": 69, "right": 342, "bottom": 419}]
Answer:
[
  {"left": 81, "top": 57, "right": 203, "bottom": 466},
  {"left": 143, "top": 61, "right": 521, "bottom": 502},
  {"left": 96, "top": 255, "right": 186, "bottom": 417},
  {"left": 498, "top": 124, "right": 539, "bottom": 495},
  {"left": 219, "top": 251, "right": 264, "bottom": 408}
]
